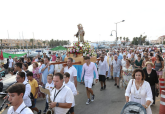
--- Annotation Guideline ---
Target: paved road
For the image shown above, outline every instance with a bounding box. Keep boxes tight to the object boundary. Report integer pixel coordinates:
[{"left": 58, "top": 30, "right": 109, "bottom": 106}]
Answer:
[{"left": 0, "top": 79, "right": 160, "bottom": 114}]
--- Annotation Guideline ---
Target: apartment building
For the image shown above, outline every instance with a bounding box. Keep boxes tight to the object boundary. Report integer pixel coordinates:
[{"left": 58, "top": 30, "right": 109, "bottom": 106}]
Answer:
[
  {"left": 0, "top": 39, "right": 49, "bottom": 48},
  {"left": 150, "top": 35, "right": 165, "bottom": 44}
]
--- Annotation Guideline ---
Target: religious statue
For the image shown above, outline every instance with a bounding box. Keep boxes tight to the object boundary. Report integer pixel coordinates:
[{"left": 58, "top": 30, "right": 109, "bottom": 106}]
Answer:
[{"left": 74, "top": 24, "right": 85, "bottom": 42}]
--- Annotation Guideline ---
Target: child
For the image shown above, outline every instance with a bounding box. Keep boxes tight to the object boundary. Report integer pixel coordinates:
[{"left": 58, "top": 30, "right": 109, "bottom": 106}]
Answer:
[
  {"left": 43, "top": 74, "right": 54, "bottom": 114},
  {"left": 64, "top": 72, "right": 77, "bottom": 114},
  {"left": 27, "top": 72, "right": 41, "bottom": 114}
]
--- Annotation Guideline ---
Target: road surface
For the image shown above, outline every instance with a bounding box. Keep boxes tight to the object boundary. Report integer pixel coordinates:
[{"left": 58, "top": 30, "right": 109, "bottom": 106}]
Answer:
[{"left": 0, "top": 79, "right": 160, "bottom": 114}]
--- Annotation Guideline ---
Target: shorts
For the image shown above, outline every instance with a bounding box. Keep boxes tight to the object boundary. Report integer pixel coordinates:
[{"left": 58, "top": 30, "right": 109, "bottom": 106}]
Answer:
[
  {"left": 113, "top": 72, "right": 120, "bottom": 78},
  {"left": 8, "top": 68, "right": 13, "bottom": 72},
  {"left": 99, "top": 75, "right": 106, "bottom": 82},
  {"left": 85, "top": 78, "right": 93, "bottom": 88},
  {"left": 67, "top": 107, "right": 74, "bottom": 113},
  {"left": 156, "top": 71, "right": 163, "bottom": 75},
  {"left": 31, "top": 99, "right": 37, "bottom": 108}
]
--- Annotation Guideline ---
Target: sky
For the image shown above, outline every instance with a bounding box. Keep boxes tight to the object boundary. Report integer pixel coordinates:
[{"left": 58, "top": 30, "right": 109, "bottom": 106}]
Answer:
[{"left": 0, "top": 0, "right": 165, "bottom": 42}]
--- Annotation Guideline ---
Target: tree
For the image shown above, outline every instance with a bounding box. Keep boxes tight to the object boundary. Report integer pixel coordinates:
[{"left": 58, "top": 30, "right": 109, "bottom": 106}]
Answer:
[
  {"left": 16, "top": 45, "right": 19, "bottom": 49},
  {"left": 120, "top": 37, "right": 122, "bottom": 41},
  {"left": 37, "top": 41, "right": 40, "bottom": 48},
  {"left": 30, "top": 39, "right": 34, "bottom": 49},
  {"left": 126, "top": 37, "right": 129, "bottom": 42},
  {"left": 116, "top": 37, "right": 119, "bottom": 41},
  {"left": 43, "top": 41, "right": 46, "bottom": 48}
]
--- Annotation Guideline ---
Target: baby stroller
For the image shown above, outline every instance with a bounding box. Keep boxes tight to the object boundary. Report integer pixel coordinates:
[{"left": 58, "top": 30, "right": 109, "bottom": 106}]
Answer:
[{"left": 121, "top": 101, "right": 146, "bottom": 114}]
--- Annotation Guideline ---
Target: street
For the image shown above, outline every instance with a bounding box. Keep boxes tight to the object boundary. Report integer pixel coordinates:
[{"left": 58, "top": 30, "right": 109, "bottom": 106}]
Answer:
[{"left": 0, "top": 79, "right": 160, "bottom": 114}]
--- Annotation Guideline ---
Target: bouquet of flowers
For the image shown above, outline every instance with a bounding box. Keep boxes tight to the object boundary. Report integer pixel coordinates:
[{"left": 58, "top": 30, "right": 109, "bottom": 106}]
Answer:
[
  {"left": 68, "top": 42, "right": 82, "bottom": 55},
  {"left": 82, "top": 42, "right": 96, "bottom": 57}
]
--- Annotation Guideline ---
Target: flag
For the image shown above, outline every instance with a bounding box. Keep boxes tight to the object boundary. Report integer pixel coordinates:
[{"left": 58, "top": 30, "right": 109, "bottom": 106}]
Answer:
[{"left": 0, "top": 50, "right": 3, "bottom": 60}]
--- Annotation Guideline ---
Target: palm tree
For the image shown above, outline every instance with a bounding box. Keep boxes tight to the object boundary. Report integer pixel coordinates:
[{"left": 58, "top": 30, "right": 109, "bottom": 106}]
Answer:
[
  {"left": 116, "top": 37, "right": 119, "bottom": 41},
  {"left": 120, "top": 37, "right": 122, "bottom": 41},
  {"left": 126, "top": 37, "right": 129, "bottom": 42},
  {"left": 43, "top": 41, "right": 46, "bottom": 48},
  {"left": 123, "top": 37, "right": 126, "bottom": 46},
  {"left": 30, "top": 39, "right": 34, "bottom": 49}
]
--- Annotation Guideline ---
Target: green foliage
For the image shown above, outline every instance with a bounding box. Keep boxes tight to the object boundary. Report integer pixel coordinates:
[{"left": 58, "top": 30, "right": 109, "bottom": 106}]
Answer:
[
  {"left": 131, "top": 35, "right": 147, "bottom": 45},
  {"left": 16, "top": 45, "right": 20, "bottom": 49},
  {"left": 48, "top": 39, "right": 70, "bottom": 48}
]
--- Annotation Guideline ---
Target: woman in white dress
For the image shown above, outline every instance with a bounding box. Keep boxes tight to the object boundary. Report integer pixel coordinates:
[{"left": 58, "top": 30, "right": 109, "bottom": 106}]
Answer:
[
  {"left": 121, "top": 59, "right": 133, "bottom": 88},
  {"left": 121, "top": 55, "right": 127, "bottom": 67},
  {"left": 125, "top": 69, "right": 153, "bottom": 114}
]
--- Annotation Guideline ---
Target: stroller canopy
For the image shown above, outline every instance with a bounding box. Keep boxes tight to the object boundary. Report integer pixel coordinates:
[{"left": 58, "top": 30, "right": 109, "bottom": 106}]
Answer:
[{"left": 121, "top": 101, "right": 147, "bottom": 114}]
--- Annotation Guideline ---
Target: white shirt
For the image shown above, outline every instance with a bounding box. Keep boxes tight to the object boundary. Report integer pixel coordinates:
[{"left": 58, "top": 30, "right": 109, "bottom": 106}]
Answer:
[
  {"left": 127, "top": 53, "right": 131, "bottom": 58},
  {"left": 7, "top": 101, "right": 33, "bottom": 114},
  {"left": 9, "top": 58, "right": 13, "bottom": 68},
  {"left": 121, "top": 59, "right": 126, "bottom": 67},
  {"left": 23, "top": 81, "right": 32, "bottom": 107},
  {"left": 64, "top": 81, "right": 77, "bottom": 107},
  {"left": 50, "top": 84, "right": 74, "bottom": 114},
  {"left": 64, "top": 66, "right": 77, "bottom": 83},
  {"left": 54, "top": 64, "right": 63, "bottom": 73},
  {"left": 45, "top": 82, "right": 54, "bottom": 103},
  {"left": 98, "top": 60, "right": 108, "bottom": 75},
  {"left": 16, "top": 70, "right": 28, "bottom": 82},
  {"left": 35, "top": 58, "right": 38, "bottom": 62},
  {"left": 125, "top": 79, "right": 153, "bottom": 114},
  {"left": 104, "top": 55, "right": 107, "bottom": 62}
]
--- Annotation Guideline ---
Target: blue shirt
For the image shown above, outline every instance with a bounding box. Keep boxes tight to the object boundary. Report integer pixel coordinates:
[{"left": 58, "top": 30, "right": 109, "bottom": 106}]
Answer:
[
  {"left": 118, "top": 54, "right": 123, "bottom": 60},
  {"left": 39, "top": 64, "right": 54, "bottom": 84},
  {"left": 62, "top": 54, "right": 66, "bottom": 61}
]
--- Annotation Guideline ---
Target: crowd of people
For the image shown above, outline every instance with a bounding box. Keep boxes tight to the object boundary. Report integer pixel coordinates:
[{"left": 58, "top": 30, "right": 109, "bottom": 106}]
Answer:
[{"left": 3, "top": 46, "right": 163, "bottom": 114}]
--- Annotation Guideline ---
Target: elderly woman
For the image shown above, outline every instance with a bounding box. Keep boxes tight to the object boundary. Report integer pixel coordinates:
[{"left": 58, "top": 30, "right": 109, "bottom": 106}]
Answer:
[
  {"left": 121, "top": 59, "right": 133, "bottom": 88},
  {"left": 134, "top": 54, "right": 143, "bottom": 69},
  {"left": 143, "top": 62, "right": 159, "bottom": 104},
  {"left": 125, "top": 69, "right": 153, "bottom": 114},
  {"left": 121, "top": 55, "right": 127, "bottom": 67},
  {"left": 154, "top": 54, "right": 164, "bottom": 79}
]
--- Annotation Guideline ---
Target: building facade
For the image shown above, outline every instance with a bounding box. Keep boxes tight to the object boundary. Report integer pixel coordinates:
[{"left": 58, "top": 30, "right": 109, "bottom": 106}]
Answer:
[
  {"left": 150, "top": 35, "right": 165, "bottom": 44},
  {"left": 0, "top": 39, "right": 49, "bottom": 48}
]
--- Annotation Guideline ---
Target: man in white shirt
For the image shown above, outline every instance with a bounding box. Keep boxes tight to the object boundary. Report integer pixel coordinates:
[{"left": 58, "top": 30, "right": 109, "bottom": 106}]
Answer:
[
  {"left": 64, "top": 72, "right": 77, "bottom": 114},
  {"left": 49, "top": 73, "right": 74, "bottom": 114},
  {"left": 111, "top": 55, "right": 122, "bottom": 88},
  {"left": 7, "top": 83, "right": 33, "bottom": 114},
  {"left": 54, "top": 57, "right": 63, "bottom": 74},
  {"left": 16, "top": 72, "right": 32, "bottom": 107},
  {"left": 61, "top": 58, "right": 77, "bottom": 88},
  {"left": 97, "top": 55, "right": 108, "bottom": 91},
  {"left": 8, "top": 55, "right": 14, "bottom": 73},
  {"left": 81, "top": 56, "right": 98, "bottom": 105}
]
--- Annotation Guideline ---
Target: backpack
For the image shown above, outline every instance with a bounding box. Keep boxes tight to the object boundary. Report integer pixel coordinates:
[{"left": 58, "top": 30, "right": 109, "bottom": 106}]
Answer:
[
  {"left": 25, "top": 83, "right": 35, "bottom": 107},
  {"left": 120, "top": 101, "right": 147, "bottom": 114}
]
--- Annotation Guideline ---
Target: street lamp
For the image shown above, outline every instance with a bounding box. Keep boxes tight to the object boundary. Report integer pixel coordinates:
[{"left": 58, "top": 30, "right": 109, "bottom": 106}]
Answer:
[{"left": 110, "top": 20, "right": 125, "bottom": 46}]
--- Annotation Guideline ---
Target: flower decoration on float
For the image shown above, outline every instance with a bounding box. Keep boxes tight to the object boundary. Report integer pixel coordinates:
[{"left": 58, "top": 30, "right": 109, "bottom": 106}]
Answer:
[{"left": 67, "top": 41, "right": 96, "bottom": 57}]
